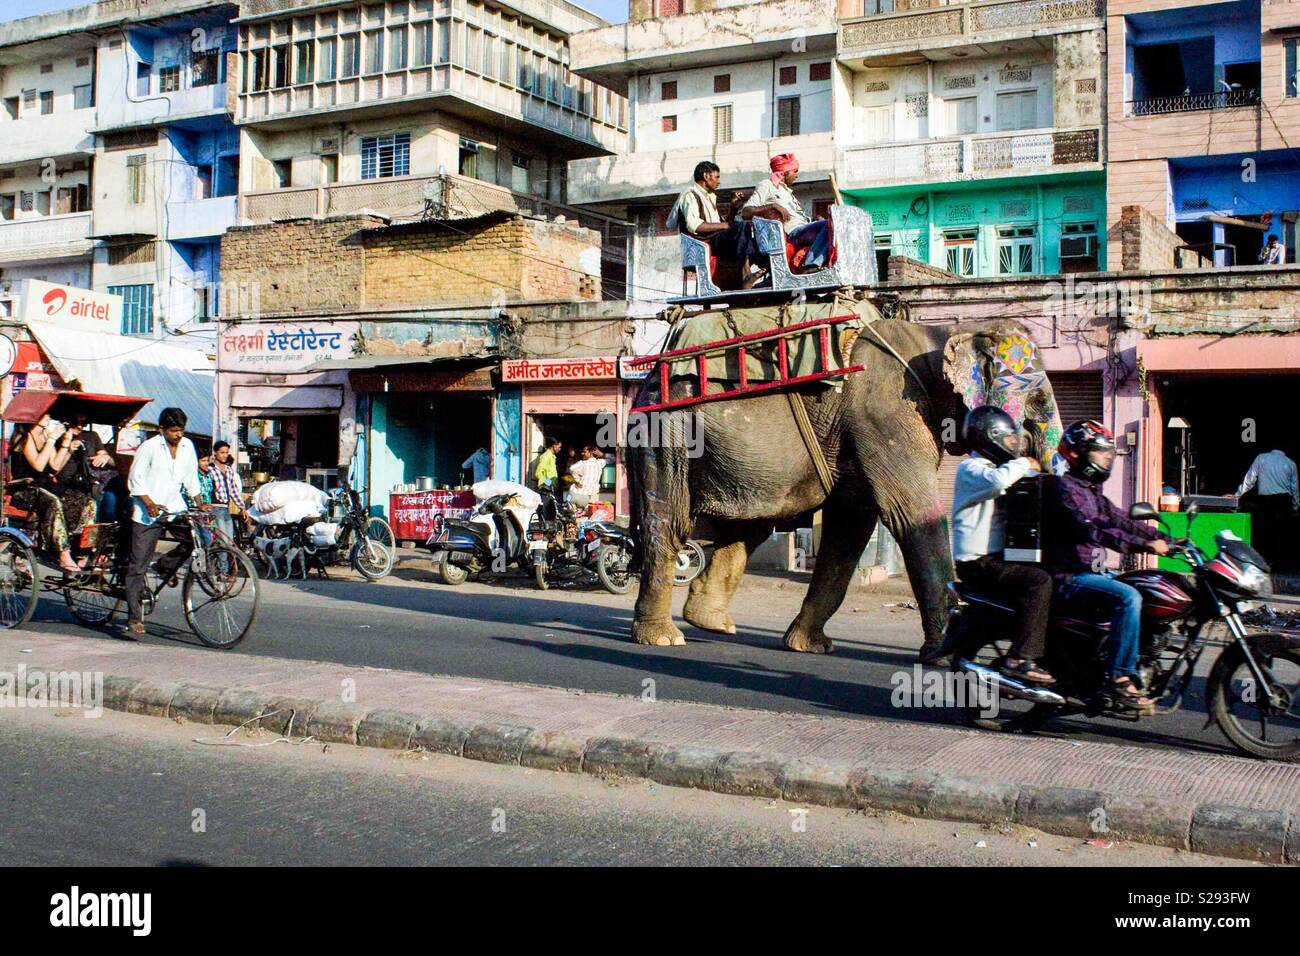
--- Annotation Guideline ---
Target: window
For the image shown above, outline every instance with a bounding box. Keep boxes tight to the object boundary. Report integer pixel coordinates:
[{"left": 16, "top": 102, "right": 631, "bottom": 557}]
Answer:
[
  {"left": 127, "top": 154, "right": 147, "bottom": 204},
  {"left": 777, "top": 96, "right": 801, "bottom": 136},
  {"left": 810, "top": 62, "right": 831, "bottom": 82},
  {"left": 39, "top": 91, "right": 53, "bottom": 115},
  {"left": 465, "top": 26, "right": 480, "bottom": 72},
  {"left": 40, "top": 63, "right": 53, "bottom": 74},
  {"left": 863, "top": 104, "right": 893, "bottom": 142},
  {"left": 319, "top": 38, "right": 337, "bottom": 80},
  {"left": 996, "top": 90, "right": 1037, "bottom": 131},
  {"left": 439, "top": 21, "right": 451, "bottom": 64},
  {"left": 388, "top": 26, "right": 408, "bottom": 70},
  {"left": 779, "top": 66, "right": 796, "bottom": 86},
  {"left": 662, "top": 114, "right": 677, "bottom": 132},
  {"left": 195, "top": 284, "right": 213, "bottom": 324},
  {"left": 159, "top": 65, "right": 181, "bottom": 93},
  {"left": 944, "top": 229, "right": 977, "bottom": 276},
  {"left": 413, "top": 21, "right": 433, "bottom": 67},
  {"left": 457, "top": 138, "right": 478, "bottom": 178},
  {"left": 321, "top": 153, "right": 339, "bottom": 184},
  {"left": 136, "top": 63, "right": 151, "bottom": 97},
  {"left": 484, "top": 36, "right": 496, "bottom": 80},
  {"left": 341, "top": 35, "right": 360, "bottom": 77},
  {"left": 864, "top": 0, "right": 894, "bottom": 12},
  {"left": 273, "top": 45, "right": 291, "bottom": 87},
  {"left": 874, "top": 233, "right": 892, "bottom": 280},
  {"left": 661, "top": 80, "right": 676, "bottom": 100},
  {"left": 364, "top": 30, "right": 384, "bottom": 73},
  {"left": 295, "top": 41, "right": 314, "bottom": 84},
  {"left": 1059, "top": 221, "right": 1098, "bottom": 272},
  {"left": 272, "top": 159, "right": 292, "bottom": 187},
  {"left": 713, "top": 104, "right": 732, "bottom": 144},
  {"left": 996, "top": 225, "right": 1036, "bottom": 275},
  {"left": 109, "top": 284, "right": 154, "bottom": 336},
  {"left": 3, "top": 98, "right": 16, "bottom": 120},
  {"left": 195, "top": 165, "right": 213, "bottom": 200},
  {"left": 713, "top": 74, "right": 730, "bottom": 93},
  {"left": 0, "top": 195, "right": 12, "bottom": 220},
  {"left": 361, "top": 132, "right": 411, "bottom": 179},
  {"left": 654, "top": 0, "right": 682, "bottom": 15},
  {"left": 1287, "top": 38, "right": 1300, "bottom": 97},
  {"left": 946, "top": 96, "right": 977, "bottom": 134},
  {"left": 192, "top": 50, "right": 220, "bottom": 87},
  {"left": 248, "top": 49, "right": 269, "bottom": 91},
  {"left": 56, "top": 184, "right": 90, "bottom": 213},
  {"left": 511, "top": 153, "right": 529, "bottom": 193},
  {"left": 73, "top": 83, "right": 93, "bottom": 110},
  {"left": 36, "top": 191, "right": 51, "bottom": 216}
]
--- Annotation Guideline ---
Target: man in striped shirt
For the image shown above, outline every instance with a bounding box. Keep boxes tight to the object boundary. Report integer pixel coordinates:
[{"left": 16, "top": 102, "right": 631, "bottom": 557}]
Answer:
[{"left": 210, "top": 440, "right": 244, "bottom": 542}]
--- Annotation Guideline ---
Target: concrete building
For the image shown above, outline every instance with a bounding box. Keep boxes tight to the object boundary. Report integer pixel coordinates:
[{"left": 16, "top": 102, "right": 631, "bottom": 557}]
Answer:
[
  {"left": 230, "top": 0, "right": 631, "bottom": 289},
  {"left": 836, "top": 0, "right": 1107, "bottom": 279},
  {"left": 566, "top": 0, "right": 840, "bottom": 302},
  {"left": 1107, "top": 0, "right": 1300, "bottom": 269}
]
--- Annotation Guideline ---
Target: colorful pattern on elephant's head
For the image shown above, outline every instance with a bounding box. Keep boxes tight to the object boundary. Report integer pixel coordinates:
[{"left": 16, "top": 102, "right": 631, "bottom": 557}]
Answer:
[{"left": 993, "top": 334, "right": 1035, "bottom": 377}]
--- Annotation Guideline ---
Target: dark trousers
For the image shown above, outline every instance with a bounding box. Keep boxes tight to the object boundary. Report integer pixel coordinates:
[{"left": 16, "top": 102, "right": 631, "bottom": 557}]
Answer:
[
  {"left": 125, "top": 520, "right": 193, "bottom": 623},
  {"left": 955, "top": 555, "right": 1052, "bottom": 660},
  {"left": 1247, "top": 494, "right": 1293, "bottom": 570}
]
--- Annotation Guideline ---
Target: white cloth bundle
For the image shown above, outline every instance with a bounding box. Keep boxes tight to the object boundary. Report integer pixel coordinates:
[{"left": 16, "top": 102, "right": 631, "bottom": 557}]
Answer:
[
  {"left": 472, "top": 479, "right": 540, "bottom": 509},
  {"left": 252, "top": 480, "right": 329, "bottom": 515}
]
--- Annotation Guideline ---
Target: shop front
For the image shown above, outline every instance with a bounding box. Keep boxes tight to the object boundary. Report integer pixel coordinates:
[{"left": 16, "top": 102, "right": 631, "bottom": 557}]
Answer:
[{"left": 502, "top": 355, "right": 632, "bottom": 519}]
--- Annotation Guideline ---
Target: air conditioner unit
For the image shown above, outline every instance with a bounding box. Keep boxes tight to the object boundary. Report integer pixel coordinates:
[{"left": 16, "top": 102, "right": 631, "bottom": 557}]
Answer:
[
  {"left": 1060, "top": 234, "right": 1096, "bottom": 259},
  {"left": 316, "top": 137, "right": 340, "bottom": 154}
]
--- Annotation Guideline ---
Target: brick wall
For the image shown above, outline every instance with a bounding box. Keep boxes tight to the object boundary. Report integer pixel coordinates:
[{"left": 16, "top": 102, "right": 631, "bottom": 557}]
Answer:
[
  {"left": 884, "top": 255, "right": 959, "bottom": 284},
  {"left": 1118, "top": 205, "right": 1194, "bottom": 272},
  {"left": 220, "top": 212, "right": 601, "bottom": 316}
]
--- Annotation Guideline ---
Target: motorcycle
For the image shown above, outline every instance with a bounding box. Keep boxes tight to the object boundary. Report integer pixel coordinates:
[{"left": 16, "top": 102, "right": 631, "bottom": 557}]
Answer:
[
  {"left": 425, "top": 489, "right": 538, "bottom": 585},
  {"left": 526, "top": 492, "right": 585, "bottom": 590},
  {"left": 946, "top": 501, "right": 1300, "bottom": 762},
  {"left": 578, "top": 519, "right": 636, "bottom": 595}
]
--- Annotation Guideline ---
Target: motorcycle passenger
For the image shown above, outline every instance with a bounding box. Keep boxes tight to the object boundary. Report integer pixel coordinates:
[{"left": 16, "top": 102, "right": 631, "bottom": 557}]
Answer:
[
  {"left": 1043, "top": 420, "right": 1173, "bottom": 711},
  {"left": 949, "top": 406, "right": 1054, "bottom": 684}
]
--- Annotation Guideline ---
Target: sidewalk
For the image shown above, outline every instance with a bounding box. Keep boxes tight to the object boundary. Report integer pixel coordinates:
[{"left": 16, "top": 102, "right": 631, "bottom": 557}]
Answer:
[{"left": 2, "top": 628, "right": 1297, "bottom": 863}]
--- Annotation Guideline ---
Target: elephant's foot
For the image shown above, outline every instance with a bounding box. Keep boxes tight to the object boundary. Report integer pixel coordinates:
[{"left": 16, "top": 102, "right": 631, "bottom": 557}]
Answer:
[
  {"left": 632, "top": 618, "right": 686, "bottom": 647},
  {"left": 783, "top": 621, "right": 834, "bottom": 654},
  {"left": 682, "top": 594, "right": 736, "bottom": 635}
]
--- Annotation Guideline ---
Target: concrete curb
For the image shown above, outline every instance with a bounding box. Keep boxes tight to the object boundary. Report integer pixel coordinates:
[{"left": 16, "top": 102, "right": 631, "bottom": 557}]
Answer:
[{"left": 104, "top": 673, "right": 1294, "bottom": 864}]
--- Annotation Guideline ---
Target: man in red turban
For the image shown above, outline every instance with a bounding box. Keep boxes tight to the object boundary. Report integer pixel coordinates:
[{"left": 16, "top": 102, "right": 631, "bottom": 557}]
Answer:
[{"left": 739, "top": 153, "right": 831, "bottom": 270}]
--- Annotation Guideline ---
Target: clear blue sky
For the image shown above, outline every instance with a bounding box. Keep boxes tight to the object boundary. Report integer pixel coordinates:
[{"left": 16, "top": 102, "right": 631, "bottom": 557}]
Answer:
[{"left": 4, "top": 0, "right": 628, "bottom": 24}]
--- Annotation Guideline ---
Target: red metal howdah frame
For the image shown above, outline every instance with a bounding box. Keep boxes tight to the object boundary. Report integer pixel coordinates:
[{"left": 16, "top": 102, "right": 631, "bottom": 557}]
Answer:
[{"left": 627, "top": 313, "right": 866, "bottom": 414}]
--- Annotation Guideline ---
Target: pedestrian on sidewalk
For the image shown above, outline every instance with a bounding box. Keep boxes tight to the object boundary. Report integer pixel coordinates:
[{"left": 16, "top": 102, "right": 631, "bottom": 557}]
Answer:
[{"left": 209, "top": 440, "right": 245, "bottom": 543}]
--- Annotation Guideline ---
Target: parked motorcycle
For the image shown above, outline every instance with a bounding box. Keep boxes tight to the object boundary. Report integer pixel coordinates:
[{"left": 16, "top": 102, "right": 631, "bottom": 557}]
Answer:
[
  {"left": 579, "top": 520, "right": 636, "bottom": 595},
  {"left": 946, "top": 501, "right": 1300, "bottom": 761},
  {"left": 426, "top": 489, "right": 538, "bottom": 585},
  {"left": 526, "top": 492, "right": 585, "bottom": 590}
]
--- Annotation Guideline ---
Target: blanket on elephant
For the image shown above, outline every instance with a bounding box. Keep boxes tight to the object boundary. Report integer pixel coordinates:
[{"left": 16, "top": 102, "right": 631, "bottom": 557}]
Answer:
[{"left": 664, "top": 298, "right": 884, "bottom": 386}]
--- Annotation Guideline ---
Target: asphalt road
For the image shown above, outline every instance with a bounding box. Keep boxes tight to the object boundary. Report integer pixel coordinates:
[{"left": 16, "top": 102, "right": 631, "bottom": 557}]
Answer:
[
  {"left": 1, "top": 707, "right": 1243, "bottom": 866},
  {"left": 22, "top": 549, "right": 1250, "bottom": 759}
]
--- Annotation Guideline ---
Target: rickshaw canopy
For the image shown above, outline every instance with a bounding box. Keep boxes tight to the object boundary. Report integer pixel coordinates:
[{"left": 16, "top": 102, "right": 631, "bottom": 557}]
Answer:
[{"left": 1, "top": 389, "right": 151, "bottom": 425}]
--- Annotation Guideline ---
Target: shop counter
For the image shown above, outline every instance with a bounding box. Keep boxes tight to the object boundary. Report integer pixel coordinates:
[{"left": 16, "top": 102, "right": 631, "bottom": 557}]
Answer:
[{"left": 389, "top": 490, "right": 476, "bottom": 544}]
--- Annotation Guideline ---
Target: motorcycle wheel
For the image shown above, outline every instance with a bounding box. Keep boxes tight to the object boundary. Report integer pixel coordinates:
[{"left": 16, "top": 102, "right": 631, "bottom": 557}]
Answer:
[
  {"left": 1207, "top": 642, "right": 1300, "bottom": 762},
  {"left": 533, "top": 560, "right": 549, "bottom": 591},
  {"left": 437, "top": 552, "right": 469, "bottom": 586},
  {"left": 596, "top": 543, "right": 633, "bottom": 595},
  {"left": 955, "top": 635, "right": 1054, "bottom": 734},
  {"left": 673, "top": 540, "right": 706, "bottom": 587}
]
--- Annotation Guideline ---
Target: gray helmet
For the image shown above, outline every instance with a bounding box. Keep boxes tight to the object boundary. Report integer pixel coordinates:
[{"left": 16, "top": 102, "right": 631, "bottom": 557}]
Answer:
[{"left": 962, "top": 406, "right": 1020, "bottom": 465}]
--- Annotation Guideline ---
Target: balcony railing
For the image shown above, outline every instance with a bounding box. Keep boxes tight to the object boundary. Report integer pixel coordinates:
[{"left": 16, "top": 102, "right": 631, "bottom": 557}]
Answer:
[
  {"left": 0, "top": 212, "right": 93, "bottom": 258},
  {"left": 839, "top": 0, "right": 1102, "bottom": 58},
  {"left": 840, "top": 126, "right": 1099, "bottom": 185},
  {"left": 241, "top": 173, "right": 628, "bottom": 263},
  {"left": 1129, "top": 88, "right": 1259, "bottom": 117}
]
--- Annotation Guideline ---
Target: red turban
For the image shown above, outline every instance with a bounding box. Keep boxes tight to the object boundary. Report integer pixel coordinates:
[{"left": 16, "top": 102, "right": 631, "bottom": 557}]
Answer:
[{"left": 769, "top": 153, "right": 799, "bottom": 184}]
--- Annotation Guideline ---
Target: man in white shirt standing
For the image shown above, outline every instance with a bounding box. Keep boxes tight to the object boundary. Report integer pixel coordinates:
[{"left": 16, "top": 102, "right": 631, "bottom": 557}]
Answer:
[
  {"left": 568, "top": 446, "right": 605, "bottom": 500},
  {"left": 941, "top": 406, "right": 1054, "bottom": 684},
  {"left": 122, "top": 407, "right": 204, "bottom": 637},
  {"left": 1234, "top": 446, "right": 1299, "bottom": 568}
]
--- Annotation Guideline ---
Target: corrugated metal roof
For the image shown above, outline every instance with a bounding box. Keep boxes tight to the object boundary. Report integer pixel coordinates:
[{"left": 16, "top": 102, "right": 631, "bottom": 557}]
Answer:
[{"left": 25, "top": 321, "right": 215, "bottom": 436}]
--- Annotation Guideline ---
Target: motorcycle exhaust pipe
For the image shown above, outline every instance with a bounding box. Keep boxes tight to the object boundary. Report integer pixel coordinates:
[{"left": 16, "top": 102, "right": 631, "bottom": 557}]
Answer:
[{"left": 953, "top": 659, "right": 1067, "bottom": 706}]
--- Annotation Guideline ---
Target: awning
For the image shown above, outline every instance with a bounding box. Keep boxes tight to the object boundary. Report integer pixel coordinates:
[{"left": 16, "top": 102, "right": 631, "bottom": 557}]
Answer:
[
  {"left": 1, "top": 390, "right": 150, "bottom": 425},
  {"left": 304, "top": 353, "right": 495, "bottom": 373},
  {"left": 24, "top": 320, "right": 215, "bottom": 436}
]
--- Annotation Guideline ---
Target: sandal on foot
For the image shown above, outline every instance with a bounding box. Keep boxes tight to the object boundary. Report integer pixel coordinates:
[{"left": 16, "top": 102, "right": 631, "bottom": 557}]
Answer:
[
  {"left": 1107, "top": 676, "right": 1155, "bottom": 711},
  {"left": 1000, "top": 658, "right": 1056, "bottom": 685}
]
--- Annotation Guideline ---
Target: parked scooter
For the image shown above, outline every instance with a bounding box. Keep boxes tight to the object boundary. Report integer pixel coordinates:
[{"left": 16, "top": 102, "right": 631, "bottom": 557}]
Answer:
[
  {"left": 946, "top": 501, "right": 1300, "bottom": 761},
  {"left": 425, "top": 482, "right": 539, "bottom": 585}
]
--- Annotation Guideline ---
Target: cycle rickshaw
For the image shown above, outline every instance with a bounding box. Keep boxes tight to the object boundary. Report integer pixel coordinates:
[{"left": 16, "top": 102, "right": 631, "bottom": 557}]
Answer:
[{"left": 0, "top": 390, "right": 260, "bottom": 647}]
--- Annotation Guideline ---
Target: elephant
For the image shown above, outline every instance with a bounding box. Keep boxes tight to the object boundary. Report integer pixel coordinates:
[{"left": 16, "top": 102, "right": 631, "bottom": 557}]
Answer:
[{"left": 627, "top": 300, "right": 1063, "bottom": 656}]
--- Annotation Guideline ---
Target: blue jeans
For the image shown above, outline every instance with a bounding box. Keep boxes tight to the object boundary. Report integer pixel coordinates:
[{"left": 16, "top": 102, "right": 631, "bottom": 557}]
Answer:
[
  {"left": 210, "top": 504, "right": 235, "bottom": 543},
  {"left": 788, "top": 220, "right": 831, "bottom": 268},
  {"left": 1056, "top": 573, "right": 1143, "bottom": 681}
]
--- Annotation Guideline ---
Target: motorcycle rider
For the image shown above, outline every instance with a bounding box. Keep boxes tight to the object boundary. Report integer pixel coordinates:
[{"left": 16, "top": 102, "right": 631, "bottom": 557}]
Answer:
[
  {"left": 1043, "top": 420, "right": 1173, "bottom": 710},
  {"left": 945, "top": 406, "right": 1054, "bottom": 684}
]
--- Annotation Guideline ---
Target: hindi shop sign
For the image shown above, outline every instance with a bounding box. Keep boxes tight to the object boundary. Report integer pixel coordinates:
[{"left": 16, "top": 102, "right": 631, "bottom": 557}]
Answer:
[
  {"left": 501, "top": 357, "right": 618, "bottom": 383},
  {"left": 21, "top": 280, "right": 122, "bottom": 333},
  {"left": 219, "top": 322, "right": 358, "bottom": 373}
]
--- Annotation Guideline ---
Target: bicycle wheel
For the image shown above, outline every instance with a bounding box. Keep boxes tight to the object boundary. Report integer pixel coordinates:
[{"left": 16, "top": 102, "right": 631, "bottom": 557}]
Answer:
[
  {"left": 365, "top": 517, "right": 395, "bottom": 553},
  {"left": 64, "top": 577, "right": 120, "bottom": 627},
  {"left": 0, "top": 537, "right": 39, "bottom": 628},
  {"left": 183, "top": 545, "right": 260, "bottom": 648},
  {"left": 673, "top": 540, "right": 707, "bottom": 587}
]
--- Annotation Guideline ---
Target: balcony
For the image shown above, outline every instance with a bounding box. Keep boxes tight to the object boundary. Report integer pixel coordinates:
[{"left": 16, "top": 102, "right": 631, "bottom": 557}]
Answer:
[
  {"left": 0, "top": 212, "right": 93, "bottom": 264},
  {"left": 569, "top": 0, "right": 837, "bottom": 94},
  {"left": 838, "top": 0, "right": 1101, "bottom": 63},
  {"left": 567, "top": 132, "right": 837, "bottom": 205},
  {"left": 166, "top": 196, "right": 238, "bottom": 242},
  {"left": 1129, "top": 88, "right": 1259, "bottom": 118},
  {"left": 839, "top": 126, "right": 1100, "bottom": 189},
  {"left": 0, "top": 114, "right": 95, "bottom": 167},
  {"left": 240, "top": 172, "right": 627, "bottom": 263}
]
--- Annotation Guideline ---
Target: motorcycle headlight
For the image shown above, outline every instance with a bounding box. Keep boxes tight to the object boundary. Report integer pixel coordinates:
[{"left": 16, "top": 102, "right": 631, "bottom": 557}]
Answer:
[{"left": 1240, "top": 563, "right": 1271, "bottom": 597}]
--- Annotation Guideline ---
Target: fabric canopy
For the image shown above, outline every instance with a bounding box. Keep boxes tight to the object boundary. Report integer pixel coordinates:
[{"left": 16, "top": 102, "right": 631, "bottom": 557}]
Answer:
[
  {"left": 2, "top": 389, "right": 150, "bottom": 425},
  {"left": 25, "top": 321, "right": 215, "bottom": 437}
]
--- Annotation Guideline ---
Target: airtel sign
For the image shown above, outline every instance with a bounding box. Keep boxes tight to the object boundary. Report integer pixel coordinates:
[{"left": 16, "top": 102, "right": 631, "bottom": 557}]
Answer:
[{"left": 21, "top": 279, "right": 123, "bottom": 333}]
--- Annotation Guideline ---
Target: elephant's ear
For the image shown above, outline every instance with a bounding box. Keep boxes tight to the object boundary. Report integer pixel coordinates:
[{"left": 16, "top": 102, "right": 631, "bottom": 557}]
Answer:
[{"left": 942, "top": 321, "right": 1064, "bottom": 459}]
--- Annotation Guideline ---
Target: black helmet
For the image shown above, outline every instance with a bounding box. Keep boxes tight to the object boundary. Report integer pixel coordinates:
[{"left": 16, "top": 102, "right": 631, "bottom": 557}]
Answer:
[
  {"left": 1058, "top": 420, "right": 1116, "bottom": 484},
  {"left": 962, "top": 406, "right": 1021, "bottom": 465}
]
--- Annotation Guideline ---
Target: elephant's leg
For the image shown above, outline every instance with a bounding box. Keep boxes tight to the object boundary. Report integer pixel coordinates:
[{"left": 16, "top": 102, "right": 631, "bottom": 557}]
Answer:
[
  {"left": 683, "top": 521, "right": 771, "bottom": 635},
  {"left": 631, "top": 444, "right": 692, "bottom": 647},
  {"left": 886, "top": 504, "right": 955, "bottom": 657},
  {"left": 783, "top": 499, "right": 878, "bottom": 654}
]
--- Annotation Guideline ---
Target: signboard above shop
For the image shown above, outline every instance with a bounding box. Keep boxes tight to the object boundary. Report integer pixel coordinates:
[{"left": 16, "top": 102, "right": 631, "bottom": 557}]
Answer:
[
  {"left": 501, "top": 357, "right": 618, "bottom": 383},
  {"left": 350, "top": 366, "right": 494, "bottom": 392},
  {"left": 20, "top": 280, "right": 123, "bottom": 334},
  {"left": 219, "top": 322, "right": 358, "bottom": 374}
]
